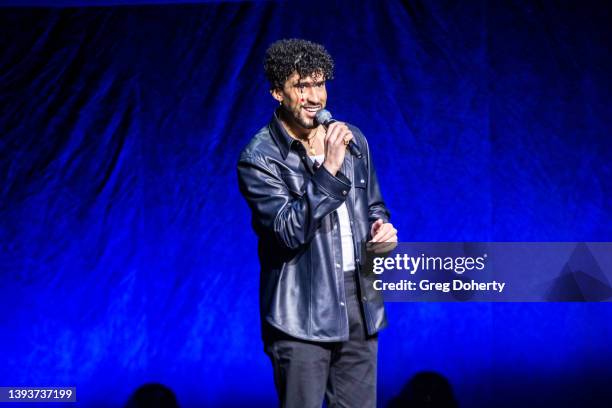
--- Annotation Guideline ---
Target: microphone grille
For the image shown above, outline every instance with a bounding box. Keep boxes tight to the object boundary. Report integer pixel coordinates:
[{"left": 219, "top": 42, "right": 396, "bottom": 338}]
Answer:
[{"left": 315, "top": 109, "right": 332, "bottom": 125}]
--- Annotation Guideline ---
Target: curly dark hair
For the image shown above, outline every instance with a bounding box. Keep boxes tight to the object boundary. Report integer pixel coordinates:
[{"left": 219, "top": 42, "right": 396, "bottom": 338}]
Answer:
[{"left": 264, "top": 38, "right": 334, "bottom": 90}]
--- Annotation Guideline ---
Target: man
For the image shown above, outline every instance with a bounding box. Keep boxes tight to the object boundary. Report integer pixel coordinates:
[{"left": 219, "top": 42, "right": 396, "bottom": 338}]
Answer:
[{"left": 237, "top": 38, "right": 397, "bottom": 408}]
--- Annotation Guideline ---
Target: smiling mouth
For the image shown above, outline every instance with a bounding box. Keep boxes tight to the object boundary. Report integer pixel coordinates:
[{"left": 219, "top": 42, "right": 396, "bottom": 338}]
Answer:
[{"left": 303, "top": 106, "right": 321, "bottom": 115}]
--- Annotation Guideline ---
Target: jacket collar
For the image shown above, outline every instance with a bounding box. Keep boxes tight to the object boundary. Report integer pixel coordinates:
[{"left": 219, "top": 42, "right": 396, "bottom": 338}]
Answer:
[{"left": 269, "top": 108, "right": 302, "bottom": 160}]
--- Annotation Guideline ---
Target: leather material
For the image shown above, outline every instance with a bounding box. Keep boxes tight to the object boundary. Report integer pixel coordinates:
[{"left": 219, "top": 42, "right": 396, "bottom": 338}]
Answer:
[{"left": 237, "top": 110, "right": 390, "bottom": 341}]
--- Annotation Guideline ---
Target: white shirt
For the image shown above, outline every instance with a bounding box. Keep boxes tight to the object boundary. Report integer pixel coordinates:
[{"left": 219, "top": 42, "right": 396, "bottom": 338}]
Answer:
[{"left": 310, "top": 154, "right": 355, "bottom": 271}]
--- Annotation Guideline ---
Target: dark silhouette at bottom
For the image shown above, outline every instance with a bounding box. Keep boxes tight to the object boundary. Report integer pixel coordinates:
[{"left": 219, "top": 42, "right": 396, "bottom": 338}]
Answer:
[
  {"left": 124, "top": 383, "right": 180, "bottom": 408},
  {"left": 388, "top": 371, "right": 458, "bottom": 408}
]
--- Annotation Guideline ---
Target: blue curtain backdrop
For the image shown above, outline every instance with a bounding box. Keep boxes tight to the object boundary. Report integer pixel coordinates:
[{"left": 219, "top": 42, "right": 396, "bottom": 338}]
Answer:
[{"left": 1, "top": 1, "right": 611, "bottom": 407}]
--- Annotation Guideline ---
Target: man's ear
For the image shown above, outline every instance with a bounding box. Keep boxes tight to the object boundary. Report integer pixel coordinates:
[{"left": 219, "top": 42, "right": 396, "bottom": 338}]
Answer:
[{"left": 271, "top": 88, "right": 283, "bottom": 104}]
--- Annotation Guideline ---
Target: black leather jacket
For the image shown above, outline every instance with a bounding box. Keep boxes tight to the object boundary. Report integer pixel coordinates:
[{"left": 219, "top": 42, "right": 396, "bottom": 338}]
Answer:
[{"left": 237, "top": 110, "right": 390, "bottom": 341}]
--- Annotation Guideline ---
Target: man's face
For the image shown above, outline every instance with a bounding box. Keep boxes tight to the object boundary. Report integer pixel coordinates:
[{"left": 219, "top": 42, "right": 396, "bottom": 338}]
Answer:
[{"left": 273, "top": 71, "right": 327, "bottom": 130}]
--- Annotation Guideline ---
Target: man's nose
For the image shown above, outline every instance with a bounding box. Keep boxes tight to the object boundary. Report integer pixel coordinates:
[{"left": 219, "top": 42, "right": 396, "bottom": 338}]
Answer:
[{"left": 305, "top": 87, "right": 322, "bottom": 104}]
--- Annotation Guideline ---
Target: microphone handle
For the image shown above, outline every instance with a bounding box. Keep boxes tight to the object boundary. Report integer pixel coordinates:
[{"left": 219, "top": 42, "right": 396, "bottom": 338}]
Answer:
[
  {"left": 322, "top": 119, "right": 363, "bottom": 159},
  {"left": 347, "top": 141, "right": 363, "bottom": 159}
]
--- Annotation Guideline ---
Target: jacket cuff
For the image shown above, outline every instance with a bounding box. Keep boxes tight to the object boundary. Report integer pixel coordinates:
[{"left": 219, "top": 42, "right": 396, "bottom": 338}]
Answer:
[{"left": 312, "top": 165, "right": 352, "bottom": 200}]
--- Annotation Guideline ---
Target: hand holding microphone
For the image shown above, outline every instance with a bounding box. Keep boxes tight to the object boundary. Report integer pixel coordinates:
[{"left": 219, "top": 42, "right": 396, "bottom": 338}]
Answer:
[
  {"left": 320, "top": 121, "right": 352, "bottom": 175},
  {"left": 315, "top": 109, "right": 363, "bottom": 176}
]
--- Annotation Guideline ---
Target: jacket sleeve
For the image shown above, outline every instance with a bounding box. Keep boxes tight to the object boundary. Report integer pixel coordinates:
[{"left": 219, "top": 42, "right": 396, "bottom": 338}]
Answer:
[
  {"left": 364, "top": 136, "right": 391, "bottom": 231},
  {"left": 237, "top": 153, "right": 352, "bottom": 250}
]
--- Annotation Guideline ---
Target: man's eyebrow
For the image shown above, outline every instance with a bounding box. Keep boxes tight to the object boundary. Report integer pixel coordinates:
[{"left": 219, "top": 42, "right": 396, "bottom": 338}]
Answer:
[{"left": 294, "top": 80, "right": 326, "bottom": 86}]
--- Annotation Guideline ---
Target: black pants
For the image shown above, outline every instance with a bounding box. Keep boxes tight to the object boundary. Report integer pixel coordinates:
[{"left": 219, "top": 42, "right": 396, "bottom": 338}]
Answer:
[{"left": 263, "top": 271, "right": 378, "bottom": 408}]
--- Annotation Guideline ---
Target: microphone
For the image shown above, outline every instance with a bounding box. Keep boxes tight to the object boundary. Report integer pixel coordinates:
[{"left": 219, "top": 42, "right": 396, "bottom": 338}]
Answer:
[{"left": 315, "top": 109, "right": 363, "bottom": 159}]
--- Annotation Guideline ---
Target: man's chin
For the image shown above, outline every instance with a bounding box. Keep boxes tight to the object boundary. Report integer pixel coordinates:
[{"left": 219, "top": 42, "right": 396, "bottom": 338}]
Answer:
[{"left": 297, "top": 117, "right": 317, "bottom": 129}]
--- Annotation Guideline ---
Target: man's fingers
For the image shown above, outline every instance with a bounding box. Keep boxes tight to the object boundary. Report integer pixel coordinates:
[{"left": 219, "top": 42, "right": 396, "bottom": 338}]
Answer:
[
  {"left": 371, "top": 229, "right": 387, "bottom": 242},
  {"left": 341, "top": 128, "right": 353, "bottom": 146},
  {"left": 327, "top": 123, "right": 349, "bottom": 146},
  {"left": 325, "top": 124, "right": 342, "bottom": 148},
  {"left": 379, "top": 224, "right": 397, "bottom": 242},
  {"left": 325, "top": 122, "right": 340, "bottom": 142},
  {"left": 380, "top": 226, "right": 398, "bottom": 242},
  {"left": 370, "top": 219, "right": 384, "bottom": 238},
  {"left": 372, "top": 224, "right": 397, "bottom": 243},
  {"left": 322, "top": 122, "right": 351, "bottom": 175},
  {"left": 344, "top": 134, "right": 353, "bottom": 146}
]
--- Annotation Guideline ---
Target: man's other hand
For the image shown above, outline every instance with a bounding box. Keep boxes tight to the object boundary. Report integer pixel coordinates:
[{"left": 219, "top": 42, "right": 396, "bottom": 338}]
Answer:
[{"left": 370, "top": 219, "right": 398, "bottom": 243}]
